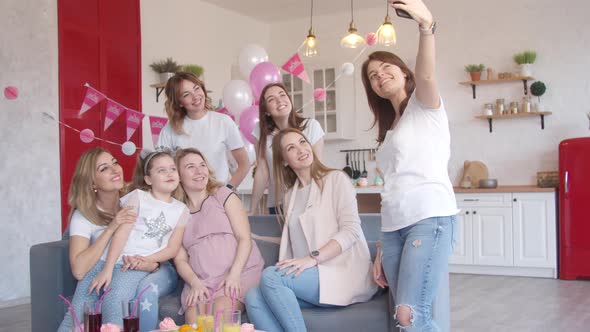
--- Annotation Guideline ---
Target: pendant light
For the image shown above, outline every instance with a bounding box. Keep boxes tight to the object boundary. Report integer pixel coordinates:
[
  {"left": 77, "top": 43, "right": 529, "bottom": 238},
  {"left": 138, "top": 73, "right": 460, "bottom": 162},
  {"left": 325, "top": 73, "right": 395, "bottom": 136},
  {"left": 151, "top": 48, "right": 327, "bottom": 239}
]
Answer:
[
  {"left": 340, "top": 0, "right": 365, "bottom": 48},
  {"left": 303, "top": 0, "right": 318, "bottom": 57},
  {"left": 376, "top": 0, "right": 397, "bottom": 46}
]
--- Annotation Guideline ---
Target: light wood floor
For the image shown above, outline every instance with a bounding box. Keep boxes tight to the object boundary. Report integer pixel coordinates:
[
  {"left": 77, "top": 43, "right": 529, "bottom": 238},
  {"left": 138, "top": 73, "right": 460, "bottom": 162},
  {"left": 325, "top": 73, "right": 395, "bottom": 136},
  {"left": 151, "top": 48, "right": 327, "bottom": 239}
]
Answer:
[{"left": 2, "top": 274, "right": 590, "bottom": 332}]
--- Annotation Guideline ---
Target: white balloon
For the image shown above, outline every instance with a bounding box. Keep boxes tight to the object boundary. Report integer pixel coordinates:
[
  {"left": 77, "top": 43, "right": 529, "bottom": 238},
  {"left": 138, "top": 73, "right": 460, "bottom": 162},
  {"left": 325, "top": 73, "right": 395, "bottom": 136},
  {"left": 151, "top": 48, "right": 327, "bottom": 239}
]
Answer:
[
  {"left": 122, "top": 141, "right": 137, "bottom": 156},
  {"left": 341, "top": 62, "right": 355, "bottom": 76},
  {"left": 238, "top": 44, "right": 269, "bottom": 79},
  {"left": 243, "top": 138, "right": 256, "bottom": 164},
  {"left": 222, "top": 80, "right": 254, "bottom": 117}
]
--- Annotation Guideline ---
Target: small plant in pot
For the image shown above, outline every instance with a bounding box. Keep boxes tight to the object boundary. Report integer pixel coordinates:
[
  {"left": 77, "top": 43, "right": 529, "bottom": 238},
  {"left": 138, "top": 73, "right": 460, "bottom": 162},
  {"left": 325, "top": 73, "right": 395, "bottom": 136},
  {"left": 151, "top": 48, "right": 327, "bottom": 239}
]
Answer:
[
  {"left": 513, "top": 50, "right": 536, "bottom": 77},
  {"left": 530, "top": 80, "right": 546, "bottom": 112},
  {"left": 150, "top": 57, "right": 182, "bottom": 83},
  {"left": 182, "top": 64, "right": 204, "bottom": 78},
  {"left": 465, "top": 64, "right": 485, "bottom": 81}
]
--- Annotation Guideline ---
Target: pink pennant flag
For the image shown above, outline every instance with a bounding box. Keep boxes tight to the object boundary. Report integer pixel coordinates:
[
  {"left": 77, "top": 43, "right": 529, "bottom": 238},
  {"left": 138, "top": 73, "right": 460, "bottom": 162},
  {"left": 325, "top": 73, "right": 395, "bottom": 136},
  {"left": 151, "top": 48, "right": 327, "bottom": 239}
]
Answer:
[
  {"left": 125, "top": 109, "right": 145, "bottom": 140},
  {"left": 149, "top": 116, "right": 168, "bottom": 147},
  {"left": 79, "top": 85, "right": 105, "bottom": 116},
  {"left": 281, "top": 53, "right": 310, "bottom": 84},
  {"left": 104, "top": 100, "right": 126, "bottom": 131}
]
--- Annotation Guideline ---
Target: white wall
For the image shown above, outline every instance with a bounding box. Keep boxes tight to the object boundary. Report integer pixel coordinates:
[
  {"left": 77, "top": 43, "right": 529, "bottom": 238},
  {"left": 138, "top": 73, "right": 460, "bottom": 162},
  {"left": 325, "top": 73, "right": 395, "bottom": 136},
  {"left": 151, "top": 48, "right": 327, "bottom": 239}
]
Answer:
[
  {"left": 0, "top": 0, "right": 60, "bottom": 304},
  {"left": 269, "top": 0, "right": 590, "bottom": 185}
]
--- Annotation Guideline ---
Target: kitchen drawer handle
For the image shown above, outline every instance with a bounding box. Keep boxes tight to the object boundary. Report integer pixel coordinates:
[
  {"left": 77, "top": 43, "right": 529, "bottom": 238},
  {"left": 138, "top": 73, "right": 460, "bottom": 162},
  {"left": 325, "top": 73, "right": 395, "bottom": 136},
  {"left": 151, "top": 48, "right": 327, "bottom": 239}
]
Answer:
[{"left": 463, "top": 199, "right": 479, "bottom": 202}]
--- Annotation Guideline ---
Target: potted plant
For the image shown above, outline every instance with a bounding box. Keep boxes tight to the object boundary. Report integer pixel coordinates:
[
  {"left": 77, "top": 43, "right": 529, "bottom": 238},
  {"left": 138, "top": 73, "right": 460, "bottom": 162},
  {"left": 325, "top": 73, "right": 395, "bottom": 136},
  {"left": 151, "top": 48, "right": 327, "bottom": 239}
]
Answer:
[
  {"left": 530, "top": 80, "right": 546, "bottom": 112},
  {"left": 513, "top": 50, "right": 537, "bottom": 77},
  {"left": 465, "top": 64, "right": 485, "bottom": 81},
  {"left": 182, "top": 64, "right": 204, "bottom": 78},
  {"left": 149, "top": 57, "right": 182, "bottom": 83}
]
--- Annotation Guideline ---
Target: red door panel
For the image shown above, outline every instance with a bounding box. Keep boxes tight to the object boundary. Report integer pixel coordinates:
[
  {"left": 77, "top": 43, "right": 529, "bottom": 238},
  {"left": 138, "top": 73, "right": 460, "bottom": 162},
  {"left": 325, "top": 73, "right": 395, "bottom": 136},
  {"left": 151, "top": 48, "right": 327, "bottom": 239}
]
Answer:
[{"left": 59, "top": 0, "right": 141, "bottom": 231}]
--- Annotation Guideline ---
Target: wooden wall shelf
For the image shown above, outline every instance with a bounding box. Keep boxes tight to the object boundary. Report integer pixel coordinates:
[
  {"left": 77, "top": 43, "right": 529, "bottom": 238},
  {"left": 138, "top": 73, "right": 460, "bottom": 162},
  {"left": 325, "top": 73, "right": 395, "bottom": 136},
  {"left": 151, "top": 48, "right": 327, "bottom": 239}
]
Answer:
[
  {"left": 475, "top": 111, "right": 552, "bottom": 133},
  {"left": 459, "top": 76, "right": 534, "bottom": 99}
]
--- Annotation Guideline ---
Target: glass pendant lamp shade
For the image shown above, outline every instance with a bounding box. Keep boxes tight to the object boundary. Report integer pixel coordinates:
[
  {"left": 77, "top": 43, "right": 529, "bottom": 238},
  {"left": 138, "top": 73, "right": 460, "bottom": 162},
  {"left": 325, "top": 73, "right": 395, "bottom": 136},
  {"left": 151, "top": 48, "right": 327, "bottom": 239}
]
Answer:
[
  {"left": 340, "top": 22, "right": 365, "bottom": 48},
  {"left": 340, "top": 0, "right": 365, "bottom": 48},
  {"left": 304, "top": 29, "right": 318, "bottom": 57},
  {"left": 303, "top": 0, "right": 318, "bottom": 57},
  {"left": 377, "top": 16, "right": 396, "bottom": 46}
]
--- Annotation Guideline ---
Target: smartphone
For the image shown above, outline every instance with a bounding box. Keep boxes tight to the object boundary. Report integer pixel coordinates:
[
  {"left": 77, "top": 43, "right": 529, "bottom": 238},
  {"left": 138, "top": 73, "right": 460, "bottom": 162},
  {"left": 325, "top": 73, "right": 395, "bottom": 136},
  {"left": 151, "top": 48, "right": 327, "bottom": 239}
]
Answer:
[{"left": 391, "top": 1, "right": 412, "bottom": 19}]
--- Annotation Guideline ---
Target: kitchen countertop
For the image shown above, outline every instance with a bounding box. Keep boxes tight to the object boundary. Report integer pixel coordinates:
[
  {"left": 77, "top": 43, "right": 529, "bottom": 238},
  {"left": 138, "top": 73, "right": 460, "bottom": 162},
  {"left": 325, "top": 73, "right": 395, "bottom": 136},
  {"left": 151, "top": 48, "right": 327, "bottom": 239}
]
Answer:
[
  {"left": 453, "top": 185, "right": 556, "bottom": 193},
  {"left": 237, "top": 185, "right": 556, "bottom": 195}
]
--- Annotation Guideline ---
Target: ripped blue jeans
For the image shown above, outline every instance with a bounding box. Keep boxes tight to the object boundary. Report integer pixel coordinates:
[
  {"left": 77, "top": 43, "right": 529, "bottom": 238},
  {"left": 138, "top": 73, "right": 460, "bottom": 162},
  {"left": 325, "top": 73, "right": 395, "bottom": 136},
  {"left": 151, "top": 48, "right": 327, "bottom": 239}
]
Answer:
[{"left": 381, "top": 215, "right": 455, "bottom": 332}]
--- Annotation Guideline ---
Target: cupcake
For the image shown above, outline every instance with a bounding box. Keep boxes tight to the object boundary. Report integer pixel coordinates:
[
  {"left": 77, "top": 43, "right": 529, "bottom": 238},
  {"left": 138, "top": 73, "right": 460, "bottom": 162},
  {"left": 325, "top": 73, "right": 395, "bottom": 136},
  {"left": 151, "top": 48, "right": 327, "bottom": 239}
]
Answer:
[
  {"left": 357, "top": 177, "right": 369, "bottom": 187},
  {"left": 240, "top": 323, "right": 255, "bottom": 332},
  {"left": 159, "top": 317, "right": 179, "bottom": 331},
  {"left": 100, "top": 323, "right": 121, "bottom": 332}
]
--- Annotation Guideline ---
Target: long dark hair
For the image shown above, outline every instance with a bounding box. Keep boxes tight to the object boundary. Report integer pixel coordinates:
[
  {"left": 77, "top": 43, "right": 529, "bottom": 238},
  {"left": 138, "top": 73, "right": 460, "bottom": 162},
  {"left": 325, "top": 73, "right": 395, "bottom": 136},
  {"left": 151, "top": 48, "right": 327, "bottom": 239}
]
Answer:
[
  {"left": 361, "top": 51, "right": 415, "bottom": 144},
  {"left": 257, "top": 83, "right": 308, "bottom": 160}
]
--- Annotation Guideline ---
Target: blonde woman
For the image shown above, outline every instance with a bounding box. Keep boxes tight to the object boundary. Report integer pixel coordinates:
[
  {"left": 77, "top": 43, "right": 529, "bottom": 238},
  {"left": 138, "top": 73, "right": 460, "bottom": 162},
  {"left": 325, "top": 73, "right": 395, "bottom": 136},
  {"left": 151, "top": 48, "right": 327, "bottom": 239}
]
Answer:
[
  {"left": 173, "top": 148, "right": 264, "bottom": 325},
  {"left": 245, "top": 129, "right": 377, "bottom": 332}
]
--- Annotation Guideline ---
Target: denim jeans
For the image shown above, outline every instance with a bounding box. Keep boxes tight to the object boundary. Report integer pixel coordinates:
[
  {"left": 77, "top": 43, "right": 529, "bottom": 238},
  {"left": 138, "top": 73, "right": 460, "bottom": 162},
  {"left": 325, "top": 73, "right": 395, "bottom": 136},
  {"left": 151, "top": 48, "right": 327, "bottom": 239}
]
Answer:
[
  {"left": 135, "top": 262, "right": 177, "bottom": 332},
  {"left": 381, "top": 215, "right": 455, "bottom": 332},
  {"left": 245, "top": 266, "right": 336, "bottom": 332},
  {"left": 58, "top": 261, "right": 177, "bottom": 332}
]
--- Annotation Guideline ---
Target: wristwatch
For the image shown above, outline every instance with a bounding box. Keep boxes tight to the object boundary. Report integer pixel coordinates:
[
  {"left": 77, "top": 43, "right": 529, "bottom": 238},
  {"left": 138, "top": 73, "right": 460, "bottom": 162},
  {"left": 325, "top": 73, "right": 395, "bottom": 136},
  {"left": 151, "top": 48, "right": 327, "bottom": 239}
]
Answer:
[
  {"left": 420, "top": 21, "right": 436, "bottom": 35},
  {"left": 310, "top": 250, "right": 320, "bottom": 265},
  {"left": 226, "top": 183, "right": 235, "bottom": 191}
]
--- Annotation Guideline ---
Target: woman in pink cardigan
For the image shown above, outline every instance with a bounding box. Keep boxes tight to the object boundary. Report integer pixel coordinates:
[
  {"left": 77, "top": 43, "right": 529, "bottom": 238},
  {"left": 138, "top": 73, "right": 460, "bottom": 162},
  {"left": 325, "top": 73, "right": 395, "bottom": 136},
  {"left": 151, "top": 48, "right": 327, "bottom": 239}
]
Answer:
[{"left": 245, "top": 128, "right": 377, "bottom": 332}]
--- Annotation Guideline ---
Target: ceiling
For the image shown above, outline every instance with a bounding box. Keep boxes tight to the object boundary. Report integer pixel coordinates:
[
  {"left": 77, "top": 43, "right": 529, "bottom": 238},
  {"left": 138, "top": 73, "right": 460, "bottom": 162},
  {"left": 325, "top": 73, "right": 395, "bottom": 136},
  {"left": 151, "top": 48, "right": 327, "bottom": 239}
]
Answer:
[{"left": 201, "top": 0, "right": 387, "bottom": 23}]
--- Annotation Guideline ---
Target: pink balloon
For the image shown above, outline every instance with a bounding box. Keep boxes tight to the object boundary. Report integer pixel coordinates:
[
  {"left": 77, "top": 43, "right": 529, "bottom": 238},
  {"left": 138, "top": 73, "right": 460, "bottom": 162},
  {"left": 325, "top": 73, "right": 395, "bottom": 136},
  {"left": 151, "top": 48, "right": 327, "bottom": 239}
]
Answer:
[
  {"left": 239, "top": 105, "right": 260, "bottom": 144},
  {"left": 366, "top": 32, "right": 377, "bottom": 46},
  {"left": 249, "top": 62, "right": 281, "bottom": 102},
  {"left": 313, "top": 88, "right": 326, "bottom": 101},
  {"left": 217, "top": 107, "right": 235, "bottom": 122},
  {"left": 4, "top": 86, "right": 18, "bottom": 100}
]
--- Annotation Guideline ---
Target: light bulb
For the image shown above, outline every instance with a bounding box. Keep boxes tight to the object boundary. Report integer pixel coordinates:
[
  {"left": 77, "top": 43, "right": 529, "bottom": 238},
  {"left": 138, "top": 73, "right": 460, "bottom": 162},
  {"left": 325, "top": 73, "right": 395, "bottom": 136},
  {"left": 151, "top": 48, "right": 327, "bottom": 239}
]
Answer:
[
  {"left": 304, "top": 30, "right": 318, "bottom": 57},
  {"left": 377, "top": 19, "right": 396, "bottom": 46},
  {"left": 340, "top": 24, "right": 365, "bottom": 48}
]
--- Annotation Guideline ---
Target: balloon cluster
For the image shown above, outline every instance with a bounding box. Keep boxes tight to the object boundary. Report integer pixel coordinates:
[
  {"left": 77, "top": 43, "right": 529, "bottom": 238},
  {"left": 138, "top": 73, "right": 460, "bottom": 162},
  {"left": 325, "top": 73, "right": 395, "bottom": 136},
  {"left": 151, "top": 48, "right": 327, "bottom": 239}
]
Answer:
[{"left": 221, "top": 44, "right": 281, "bottom": 145}]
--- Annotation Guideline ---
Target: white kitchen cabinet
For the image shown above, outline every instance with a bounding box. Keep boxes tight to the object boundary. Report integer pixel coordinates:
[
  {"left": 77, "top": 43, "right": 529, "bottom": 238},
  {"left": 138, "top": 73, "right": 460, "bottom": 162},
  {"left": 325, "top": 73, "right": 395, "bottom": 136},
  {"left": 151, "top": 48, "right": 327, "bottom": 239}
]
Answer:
[
  {"left": 512, "top": 193, "right": 557, "bottom": 269},
  {"left": 450, "top": 191, "right": 557, "bottom": 278}
]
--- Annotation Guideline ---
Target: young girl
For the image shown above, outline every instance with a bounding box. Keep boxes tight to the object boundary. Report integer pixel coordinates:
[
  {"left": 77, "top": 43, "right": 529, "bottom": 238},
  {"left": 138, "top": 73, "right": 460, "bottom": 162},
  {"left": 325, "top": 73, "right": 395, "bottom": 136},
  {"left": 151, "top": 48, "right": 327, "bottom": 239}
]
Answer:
[
  {"left": 248, "top": 83, "right": 324, "bottom": 215},
  {"left": 90, "top": 150, "right": 189, "bottom": 329},
  {"left": 173, "top": 148, "right": 264, "bottom": 326}
]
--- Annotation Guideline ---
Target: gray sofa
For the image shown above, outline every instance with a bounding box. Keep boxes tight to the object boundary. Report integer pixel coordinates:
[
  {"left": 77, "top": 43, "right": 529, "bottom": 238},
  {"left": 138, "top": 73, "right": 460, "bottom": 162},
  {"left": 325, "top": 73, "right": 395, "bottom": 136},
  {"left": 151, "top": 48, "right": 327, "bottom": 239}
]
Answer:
[{"left": 30, "top": 214, "right": 449, "bottom": 332}]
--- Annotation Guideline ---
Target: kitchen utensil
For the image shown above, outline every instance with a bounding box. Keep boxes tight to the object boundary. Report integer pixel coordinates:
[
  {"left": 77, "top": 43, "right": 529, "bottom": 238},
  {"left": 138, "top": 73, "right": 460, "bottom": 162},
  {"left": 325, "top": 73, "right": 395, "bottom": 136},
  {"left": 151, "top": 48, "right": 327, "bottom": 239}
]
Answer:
[
  {"left": 352, "top": 152, "right": 360, "bottom": 180},
  {"left": 460, "top": 160, "right": 489, "bottom": 188},
  {"left": 479, "top": 178, "right": 498, "bottom": 188},
  {"left": 361, "top": 151, "right": 368, "bottom": 178},
  {"left": 343, "top": 152, "right": 353, "bottom": 178}
]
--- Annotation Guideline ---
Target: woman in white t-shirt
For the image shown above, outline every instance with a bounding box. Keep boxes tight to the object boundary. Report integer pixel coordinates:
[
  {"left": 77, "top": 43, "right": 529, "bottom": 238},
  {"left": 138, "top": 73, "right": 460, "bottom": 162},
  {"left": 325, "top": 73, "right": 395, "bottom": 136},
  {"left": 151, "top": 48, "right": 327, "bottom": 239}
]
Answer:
[
  {"left": 248, "top": 83, "right": 325, "bottom": 215},
  {"left": 360, "top": 1, "right": 458, "bottom": 331},
  {"left": 57, "top": 148, "right": 179, "bottom": 332},
  {"left": 158, "top": 72, "right": 250, "bottom": 189}
]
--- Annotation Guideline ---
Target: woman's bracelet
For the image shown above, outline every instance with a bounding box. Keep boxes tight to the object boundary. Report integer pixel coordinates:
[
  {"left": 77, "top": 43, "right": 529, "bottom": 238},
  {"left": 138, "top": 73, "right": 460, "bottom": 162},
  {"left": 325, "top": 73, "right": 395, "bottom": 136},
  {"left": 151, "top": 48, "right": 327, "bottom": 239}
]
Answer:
[{"left": 152, "top": 261, "right": 161, "bottom": 273}]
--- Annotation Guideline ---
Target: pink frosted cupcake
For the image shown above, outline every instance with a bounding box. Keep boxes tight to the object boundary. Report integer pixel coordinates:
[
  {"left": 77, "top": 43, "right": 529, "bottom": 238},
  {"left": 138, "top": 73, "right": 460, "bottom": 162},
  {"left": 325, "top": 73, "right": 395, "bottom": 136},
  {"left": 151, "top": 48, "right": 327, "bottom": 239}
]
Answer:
[
  {"left": 158, "top": 317, "right": 179, "bottom": 331},
  {"left": 240, "top": 323, "right": 254, "bottom": 332},
  {"left": 100, "top": 323, "right": 121, "bottom": 332}
]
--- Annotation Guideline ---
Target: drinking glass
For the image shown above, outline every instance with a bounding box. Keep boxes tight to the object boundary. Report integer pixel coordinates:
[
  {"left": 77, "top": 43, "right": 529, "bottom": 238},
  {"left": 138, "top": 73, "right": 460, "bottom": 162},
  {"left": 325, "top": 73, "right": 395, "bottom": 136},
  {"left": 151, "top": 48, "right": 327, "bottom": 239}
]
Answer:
[
  {"left": 196, "top": 303, "right": 215, "bottom": 332},
  {"left": 221, "top": 310, "right": 241, "bottom": 332},
  {"left": 84, "top": 301, "right": 102, "bottom": 332},
  {"left": 122, "top": 299, "right": 140, "bottom": 332}
]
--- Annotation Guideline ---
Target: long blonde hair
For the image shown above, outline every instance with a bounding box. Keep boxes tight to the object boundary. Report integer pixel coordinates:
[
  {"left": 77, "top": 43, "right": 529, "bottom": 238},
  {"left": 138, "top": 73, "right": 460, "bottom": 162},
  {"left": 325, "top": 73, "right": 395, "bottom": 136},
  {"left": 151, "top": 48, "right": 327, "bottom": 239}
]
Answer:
[
  {"left": 68, "top": 148, "right": 119, "bottom": 226},
  {"left": 164, "top": 72, "right": 213, "bottom": 135},
  {"left": 174, "top": 148, "right": 224, "bottom": 205},
  {"left": 271, "top": 128, "right": 335, "bottom": 207}
]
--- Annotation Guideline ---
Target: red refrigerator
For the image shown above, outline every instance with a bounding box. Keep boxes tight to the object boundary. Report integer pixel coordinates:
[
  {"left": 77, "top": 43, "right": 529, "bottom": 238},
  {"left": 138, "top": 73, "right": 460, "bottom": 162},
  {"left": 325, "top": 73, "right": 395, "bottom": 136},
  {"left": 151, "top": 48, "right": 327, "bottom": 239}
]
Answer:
[{"left": 559, "top": 137, "right": 590, "bottom": 279}]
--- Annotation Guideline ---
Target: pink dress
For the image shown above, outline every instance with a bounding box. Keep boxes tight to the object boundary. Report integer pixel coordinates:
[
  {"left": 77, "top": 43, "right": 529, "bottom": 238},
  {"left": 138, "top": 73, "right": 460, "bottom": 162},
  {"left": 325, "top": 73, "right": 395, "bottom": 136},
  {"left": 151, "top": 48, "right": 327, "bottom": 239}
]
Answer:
[{"left": 180, "top": 187, "right": 264, "bottom": 311}]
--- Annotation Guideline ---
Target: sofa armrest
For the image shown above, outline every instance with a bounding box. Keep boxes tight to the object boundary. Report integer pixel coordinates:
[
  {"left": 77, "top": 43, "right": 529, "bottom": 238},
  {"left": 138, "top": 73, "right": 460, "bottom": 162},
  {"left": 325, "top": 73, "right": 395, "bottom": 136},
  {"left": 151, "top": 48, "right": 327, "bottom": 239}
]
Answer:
[{"left": 30, "top": 240, "right": 76, "bottom": 332}]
